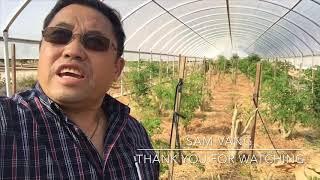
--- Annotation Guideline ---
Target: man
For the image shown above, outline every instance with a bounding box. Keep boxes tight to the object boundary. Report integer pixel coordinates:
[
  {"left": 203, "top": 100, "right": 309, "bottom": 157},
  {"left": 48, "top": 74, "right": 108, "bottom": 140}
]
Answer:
[{"left": 0, "top": 0, "right": 159, "bottom": 179}]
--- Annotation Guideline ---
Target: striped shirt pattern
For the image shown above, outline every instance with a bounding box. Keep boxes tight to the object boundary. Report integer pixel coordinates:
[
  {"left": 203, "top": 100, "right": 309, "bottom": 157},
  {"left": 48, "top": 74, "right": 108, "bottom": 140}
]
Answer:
[{"left": 0, "top": 84, "right": 159, "bottom": 180}]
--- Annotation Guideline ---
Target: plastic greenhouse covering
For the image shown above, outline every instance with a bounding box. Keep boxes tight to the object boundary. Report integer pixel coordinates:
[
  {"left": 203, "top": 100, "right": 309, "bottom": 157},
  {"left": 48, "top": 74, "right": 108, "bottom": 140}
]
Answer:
[
  {"left": 1, "top": 0, "right": 320, "bottom": 68},
  {"left": 2, "top": 1, "right": 320, "bottom": 179}
]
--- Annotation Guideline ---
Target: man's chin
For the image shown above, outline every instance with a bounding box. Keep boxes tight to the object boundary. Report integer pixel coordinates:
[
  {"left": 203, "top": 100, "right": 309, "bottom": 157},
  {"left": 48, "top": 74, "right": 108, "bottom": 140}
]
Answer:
[{"left": 49, "top": 89, "right": 88, "bottom": 105}]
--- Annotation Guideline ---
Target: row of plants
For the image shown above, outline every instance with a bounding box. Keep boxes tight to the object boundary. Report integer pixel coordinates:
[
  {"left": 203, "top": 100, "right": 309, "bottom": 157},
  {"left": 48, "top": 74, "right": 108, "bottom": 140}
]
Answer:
[
  {"left": 304, "top": 66, "right": 320, "bottom": 117},
  {"left": 125, "top": 59, "right": 210, "bottom": 173},
  {"left": 126, "top": 60, "right": 209, "bottom": 131},
  {"left": 213, "top": 54, "right": 319, "bottom": 138}
]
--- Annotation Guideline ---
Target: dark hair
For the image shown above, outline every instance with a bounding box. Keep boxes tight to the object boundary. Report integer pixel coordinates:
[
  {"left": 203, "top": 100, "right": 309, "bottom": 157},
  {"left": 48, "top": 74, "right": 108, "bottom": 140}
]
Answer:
[{"left": 43, "top": 0, "right": 125, "bottom": 57}]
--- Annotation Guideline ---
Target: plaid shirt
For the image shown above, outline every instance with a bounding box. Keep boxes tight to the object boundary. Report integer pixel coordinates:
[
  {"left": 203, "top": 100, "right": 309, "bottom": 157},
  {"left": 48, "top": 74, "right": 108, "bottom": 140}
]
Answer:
[{"left": 0, "top": 84, "right": 159, "bottom": 180}]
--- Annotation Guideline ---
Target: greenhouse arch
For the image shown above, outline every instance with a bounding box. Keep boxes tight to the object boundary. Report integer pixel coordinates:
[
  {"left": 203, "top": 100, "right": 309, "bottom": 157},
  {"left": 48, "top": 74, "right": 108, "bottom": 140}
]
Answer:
[{"left": 1, "top": 1, "right": 320, "bottom": 179}]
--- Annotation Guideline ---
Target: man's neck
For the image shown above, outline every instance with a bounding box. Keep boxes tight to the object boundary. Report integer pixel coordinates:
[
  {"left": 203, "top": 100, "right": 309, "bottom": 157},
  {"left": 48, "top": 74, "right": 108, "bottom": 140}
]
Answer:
[
  {"left": 62, "top": 105, "right": 104, "bottom": 137},
  {"left": 62, "top": 105, "right": 108, "bottom": 157}
]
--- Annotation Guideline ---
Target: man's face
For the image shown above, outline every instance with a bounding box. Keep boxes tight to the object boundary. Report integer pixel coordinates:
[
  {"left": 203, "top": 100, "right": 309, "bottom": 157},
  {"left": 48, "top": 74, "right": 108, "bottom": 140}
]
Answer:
[{"left": 38, "top": 4, "right": 124, "bottom": 107}]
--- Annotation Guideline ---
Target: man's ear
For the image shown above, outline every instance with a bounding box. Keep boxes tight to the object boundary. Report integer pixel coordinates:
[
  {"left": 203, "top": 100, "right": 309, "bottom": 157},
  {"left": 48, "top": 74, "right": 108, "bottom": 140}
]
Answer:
[{"left": 114, "top": 57, "right": 125, "bottom": 81}]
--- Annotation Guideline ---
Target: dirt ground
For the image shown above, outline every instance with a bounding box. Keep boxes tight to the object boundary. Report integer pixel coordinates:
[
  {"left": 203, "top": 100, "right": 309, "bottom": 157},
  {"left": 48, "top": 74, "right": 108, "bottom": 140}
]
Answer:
[{"left": 115, "top": 71, "right": 320, "bottom": 180}]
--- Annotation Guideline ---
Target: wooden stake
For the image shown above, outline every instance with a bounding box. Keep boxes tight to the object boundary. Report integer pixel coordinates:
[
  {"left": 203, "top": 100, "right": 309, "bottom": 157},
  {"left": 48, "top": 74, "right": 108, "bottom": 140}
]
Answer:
[
  {"left": 150, "top": 51, "right": 153, "bottom": 81},
  {"left": 235, "top": 58, "right": 239, "bottom": 85},
  {"left": 273, "top": 60, "right": 277, "bottom": 79},
  {"left": 249, "top": 63, "right": 262, "bottom": 157},
  {"left": 312, "top": 56, "right": 314, "bottom": 94},
  {"left": 159, "top": 55, "right": 162, "bottom": 83},
  {"left": 312, "top": 67, "right": 315, "bottom": 94},
  {"left": 138, "top": 49, "right": 141, "bottom": 72},
  {"left": 223, "top": 58, "right": 226, "bottom": 75},
  {"left": 168, "top": 55, "right": 186, "bottom": 180},
  {"left": 201, "top": 59, "right": 207, "bottom": 111},
  {"left": 167, "top": 56, "right": 169, "bottom": 77},
  {"left": 173, "top": 57, "right": 175, "bottom": 77}
]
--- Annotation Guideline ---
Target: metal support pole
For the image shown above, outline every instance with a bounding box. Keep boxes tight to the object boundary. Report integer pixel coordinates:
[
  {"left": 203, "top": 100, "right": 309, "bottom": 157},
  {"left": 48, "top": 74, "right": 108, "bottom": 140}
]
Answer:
[
  {"left": 11, "top": 44, "right": 16, "bottom": 94},
  {"left": 120, "top": 53, "right": 124, "bottom": 96},
  {"left": 2, "top": 0, "right": 32, "bottom": 97},
  {"left": 173, "top": 56, "right": 175, "bottom": 77},
  {"left": 312, "top": 55, "right": 315, "bottom": 94},
  {"left": 3, "top": 31, "right": 11, "bottom": 96},
  {"left": 193, "top": 57, "right": 196, "bottom": 72},
  {"left": 159, "top": 55, "right": 162, "bottom": 83}
]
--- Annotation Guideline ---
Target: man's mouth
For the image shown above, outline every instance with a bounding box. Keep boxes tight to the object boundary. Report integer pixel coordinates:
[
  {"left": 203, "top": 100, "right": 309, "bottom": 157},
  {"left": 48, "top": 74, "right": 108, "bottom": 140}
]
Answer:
[{"left": 57, "top": 67, "right": 85, "bottom": 79}]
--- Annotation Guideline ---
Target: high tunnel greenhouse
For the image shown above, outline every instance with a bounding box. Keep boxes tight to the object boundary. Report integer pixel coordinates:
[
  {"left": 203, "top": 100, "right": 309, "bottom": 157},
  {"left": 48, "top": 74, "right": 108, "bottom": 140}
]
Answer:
[
  {"left": 2, "top": 0, "right": 320, "bottom": 62},
  {"left": 1, "top": 0, "right": 320, "bottom": 179},
  {"left": 2, "top": 0, "right": 320, "bottom": 59}
]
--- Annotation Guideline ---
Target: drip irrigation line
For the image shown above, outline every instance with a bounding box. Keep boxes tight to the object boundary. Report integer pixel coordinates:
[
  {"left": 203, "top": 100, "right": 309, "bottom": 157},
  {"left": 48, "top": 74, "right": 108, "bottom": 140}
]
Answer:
[{"left": 170, "top": 78, "right": 185, "bottom": 165}]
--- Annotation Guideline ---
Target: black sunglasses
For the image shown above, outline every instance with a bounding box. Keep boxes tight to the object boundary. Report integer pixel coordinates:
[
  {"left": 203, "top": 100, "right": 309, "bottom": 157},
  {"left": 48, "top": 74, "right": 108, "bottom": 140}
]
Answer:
[{"left": 42, "top": 27, "right": 116, "bottom": 52}]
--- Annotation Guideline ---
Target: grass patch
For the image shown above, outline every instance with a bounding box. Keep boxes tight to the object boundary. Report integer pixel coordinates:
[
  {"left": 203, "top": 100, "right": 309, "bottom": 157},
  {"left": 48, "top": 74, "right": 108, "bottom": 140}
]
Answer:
[
  {"left": 152, "top": 139, "right": 169, "bottom": 174},
  {"left": 239, "top": 164, "right": 252, "bottom": 177},
  {"left": 17, "top": 75, "right": 37, "bottom": 91},
  {"left": 141, "top": 117, "right": 161, "bottom": 136}
]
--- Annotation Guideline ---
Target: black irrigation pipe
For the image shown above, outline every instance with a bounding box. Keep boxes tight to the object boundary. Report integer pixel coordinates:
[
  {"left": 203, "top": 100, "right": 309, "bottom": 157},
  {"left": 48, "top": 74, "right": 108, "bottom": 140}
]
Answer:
[{"left": 169, "top": 78, "right": 185, "bottom": 165}]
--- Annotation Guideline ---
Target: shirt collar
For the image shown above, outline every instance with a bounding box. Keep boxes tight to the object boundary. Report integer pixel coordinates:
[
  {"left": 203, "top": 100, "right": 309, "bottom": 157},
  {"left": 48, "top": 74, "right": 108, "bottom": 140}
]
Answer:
[
  {"left": 34, "top": 82, "right": 130, "bottom": 121},
  {"left": 34, "top": 82, "right": 59, "bottom": 111}
]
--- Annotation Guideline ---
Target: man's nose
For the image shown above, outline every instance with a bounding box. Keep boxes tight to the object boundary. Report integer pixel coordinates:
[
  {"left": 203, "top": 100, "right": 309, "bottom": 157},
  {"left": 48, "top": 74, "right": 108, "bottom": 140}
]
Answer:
[{"left": 62, "top": 36, "right": 87, "bottom": 61}]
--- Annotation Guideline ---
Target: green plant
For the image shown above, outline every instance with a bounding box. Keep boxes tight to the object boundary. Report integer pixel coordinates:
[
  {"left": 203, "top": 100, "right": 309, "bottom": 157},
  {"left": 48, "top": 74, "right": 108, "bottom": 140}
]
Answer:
[
  {"left": 261, "top": 63, "right": 314, "bottom": 138},
  {"left": 127, "top": 67, "right": 151, "bottom": 107},
  {"left": 141, "top": 117, "right": 161, "bottom": 136},
  {"left": 239, "top": 164, "right": 251, "bottom": 177},
  {"left": 146, "top": 62, "right": 160, "bottom": 79},
  {"left": 237, "top": 55, "right": 317, "bottom": 137},
  {"left": 215, "top": 55, "right": 232, "bottom": 73},
  {"left": 152, "top": 80, "right": 176, "bottom": 114},
  {"left": 152, "top": 139, "right": 169, "bottom": 174},
  {"left": 312, "top": 66, "right": 320, "bottom": 117},
  {"left": 238, "top": 54, "right": 262, "bottom": 79},
  {"left": 0, "top": 76, "right": 5, "bottom": 89},
  {"left": 17, "top": 75, "right": 37, "bottom": 90},
  {"left": 180, "top": 72, "right": 206, "bottom": 127}
]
